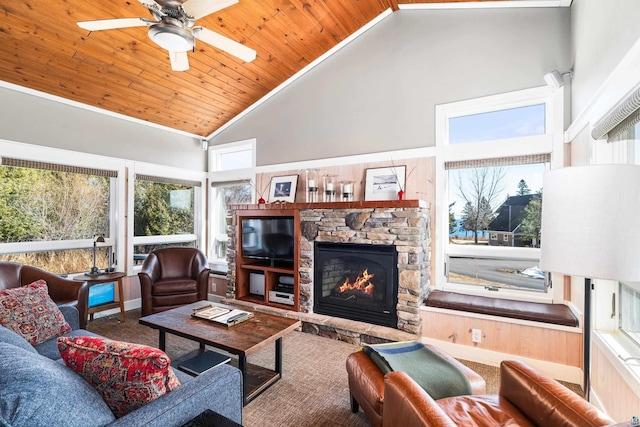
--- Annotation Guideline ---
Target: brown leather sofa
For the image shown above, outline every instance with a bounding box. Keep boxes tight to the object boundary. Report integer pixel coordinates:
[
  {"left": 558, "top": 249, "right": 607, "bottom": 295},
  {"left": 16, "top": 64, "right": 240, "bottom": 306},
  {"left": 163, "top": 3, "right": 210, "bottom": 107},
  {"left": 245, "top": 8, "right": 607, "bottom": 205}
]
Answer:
[
  {"left": 0, "top": 261, "right": 89, "bottom": 328},
  {"left": 346, "top": 345, "right": 486, "bottom": 427},
  {"left": 138, "top": 247, "right": 210, "bottom": 316},
  {"left": 382, "top": 359, "right": 616, "bottom": 427}
]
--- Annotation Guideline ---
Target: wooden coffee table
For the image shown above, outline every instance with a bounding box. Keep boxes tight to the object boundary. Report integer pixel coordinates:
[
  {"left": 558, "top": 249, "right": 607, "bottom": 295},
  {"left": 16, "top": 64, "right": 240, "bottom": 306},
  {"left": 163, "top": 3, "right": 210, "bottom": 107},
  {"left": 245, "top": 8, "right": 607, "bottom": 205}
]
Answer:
[{"left": 139, "top": 302, "right": 301, "bottom": 405}]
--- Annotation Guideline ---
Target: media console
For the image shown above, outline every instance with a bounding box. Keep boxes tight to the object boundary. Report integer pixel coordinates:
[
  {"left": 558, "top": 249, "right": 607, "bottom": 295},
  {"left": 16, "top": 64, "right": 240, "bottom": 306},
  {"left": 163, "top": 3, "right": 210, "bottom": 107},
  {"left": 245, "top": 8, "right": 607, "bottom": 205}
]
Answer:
[{"left": 233, "top": 208, "right": 300, "bottom": 312}]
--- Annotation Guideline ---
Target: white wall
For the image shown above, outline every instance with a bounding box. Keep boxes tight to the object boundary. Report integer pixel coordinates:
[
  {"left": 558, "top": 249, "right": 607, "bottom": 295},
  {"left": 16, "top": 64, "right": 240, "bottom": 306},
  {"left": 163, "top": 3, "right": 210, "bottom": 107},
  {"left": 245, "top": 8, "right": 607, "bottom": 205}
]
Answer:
[
  {"left": 570, "top": 0, "right": 640, "bottom": 122},
  {"left": 0, "top": 86, "right": 207, "bottom": 171},
  {"left": 210, "top": 8, "right": 571, "bottom": 166}
]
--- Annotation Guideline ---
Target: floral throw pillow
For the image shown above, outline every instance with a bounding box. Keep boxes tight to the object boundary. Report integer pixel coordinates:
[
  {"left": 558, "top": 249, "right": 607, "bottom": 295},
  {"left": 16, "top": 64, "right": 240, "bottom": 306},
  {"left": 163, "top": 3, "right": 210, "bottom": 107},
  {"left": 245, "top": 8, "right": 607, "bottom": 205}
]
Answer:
[
  {"left": 57, "top": 336, "right": 181, "bottom": 418},
  {"left": 0, "top": 280, "right": 71, "bottom": 345}
]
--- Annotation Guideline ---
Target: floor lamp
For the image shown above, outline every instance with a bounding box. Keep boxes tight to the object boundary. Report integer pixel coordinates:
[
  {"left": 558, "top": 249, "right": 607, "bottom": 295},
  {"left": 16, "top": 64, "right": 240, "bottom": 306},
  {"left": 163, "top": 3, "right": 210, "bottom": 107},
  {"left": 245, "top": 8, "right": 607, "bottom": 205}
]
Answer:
[{"left": 539, "top": 164, "right": 640, "bottom": 400}]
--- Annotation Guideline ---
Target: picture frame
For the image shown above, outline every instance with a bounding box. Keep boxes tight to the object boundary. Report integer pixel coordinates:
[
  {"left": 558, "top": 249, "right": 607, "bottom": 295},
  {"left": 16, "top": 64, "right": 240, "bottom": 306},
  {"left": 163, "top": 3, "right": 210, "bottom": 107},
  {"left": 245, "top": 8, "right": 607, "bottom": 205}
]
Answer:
[
  {"left": 365, "top": 166, "right": 406, "bottom": 201},
  {"left": 268, "top": 174, "right": 299, "bottom": 203}
]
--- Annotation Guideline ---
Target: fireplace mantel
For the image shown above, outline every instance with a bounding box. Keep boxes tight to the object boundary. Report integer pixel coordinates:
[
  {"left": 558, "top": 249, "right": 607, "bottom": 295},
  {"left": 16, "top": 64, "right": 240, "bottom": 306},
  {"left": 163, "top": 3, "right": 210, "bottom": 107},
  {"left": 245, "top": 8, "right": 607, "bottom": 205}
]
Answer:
[
  {"left": 228, "top": 199, "right": 428, "bottom": 211},
  {"left": 226, "top": 200, "right": 431, "bottom": 334}
]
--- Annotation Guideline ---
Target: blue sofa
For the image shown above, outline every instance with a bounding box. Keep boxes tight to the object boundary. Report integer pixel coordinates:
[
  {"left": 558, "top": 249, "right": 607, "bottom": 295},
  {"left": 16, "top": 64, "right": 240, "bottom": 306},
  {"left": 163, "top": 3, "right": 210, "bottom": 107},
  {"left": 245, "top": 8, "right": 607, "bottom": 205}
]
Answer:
[{"left": 0, "top": 306, "right": 243, "bottom": 427}]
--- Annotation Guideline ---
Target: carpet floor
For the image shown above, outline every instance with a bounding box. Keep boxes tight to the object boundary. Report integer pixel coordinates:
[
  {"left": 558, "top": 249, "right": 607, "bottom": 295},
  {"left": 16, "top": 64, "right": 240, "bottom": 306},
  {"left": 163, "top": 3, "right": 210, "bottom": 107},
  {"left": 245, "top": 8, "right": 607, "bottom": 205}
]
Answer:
[{"left": 86, "top": 309, "right": 581, "bottom": 426}]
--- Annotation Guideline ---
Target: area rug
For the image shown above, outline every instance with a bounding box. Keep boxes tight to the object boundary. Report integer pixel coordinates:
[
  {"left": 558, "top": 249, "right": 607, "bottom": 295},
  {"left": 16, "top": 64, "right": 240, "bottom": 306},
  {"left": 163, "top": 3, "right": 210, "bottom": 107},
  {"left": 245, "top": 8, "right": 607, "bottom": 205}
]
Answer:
[
  {"left": 87, "top": 309, "right": 369, "bottom": 426},
  {"left": 87, "top": 309, "right": 581, "bottom": 426}
]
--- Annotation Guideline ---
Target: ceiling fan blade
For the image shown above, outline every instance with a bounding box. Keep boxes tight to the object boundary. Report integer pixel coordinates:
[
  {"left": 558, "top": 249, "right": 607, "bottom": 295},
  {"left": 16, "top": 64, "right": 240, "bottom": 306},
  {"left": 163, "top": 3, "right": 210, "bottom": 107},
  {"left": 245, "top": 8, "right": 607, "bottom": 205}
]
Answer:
[
  {"left": 77, "top": 18, "right": 148, "bottom": 31},
  {"left": 138, "top": 0, "right": 161, "bottom": 9},
  {"left": 182, "top": 0, "right": 238, "bottom": 20},
  {"left": 193, "top": 27, "right": 256, "bottom": 62},
  {"left": 169, "top": 51, "right": 190, "bottom": 71}
]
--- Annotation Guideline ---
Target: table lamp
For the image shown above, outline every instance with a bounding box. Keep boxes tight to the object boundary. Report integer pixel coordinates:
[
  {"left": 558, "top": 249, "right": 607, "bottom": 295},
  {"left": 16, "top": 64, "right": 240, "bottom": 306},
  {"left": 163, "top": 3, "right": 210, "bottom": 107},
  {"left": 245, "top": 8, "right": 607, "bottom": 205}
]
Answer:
[
  {"left": 88, "top": 234, "right": 105, "bottom": 276},
  {"left": 540, "top": 164, "right": 640, "bottom": 399}
]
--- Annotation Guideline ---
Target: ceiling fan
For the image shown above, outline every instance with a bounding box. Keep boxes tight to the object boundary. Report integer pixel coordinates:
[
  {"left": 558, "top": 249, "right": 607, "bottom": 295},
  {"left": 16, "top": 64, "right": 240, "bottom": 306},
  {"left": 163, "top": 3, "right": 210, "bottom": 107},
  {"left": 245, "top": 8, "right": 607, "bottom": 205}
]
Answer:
[{"left": 77, "top": 0, "right": 256, "bottom": 71}]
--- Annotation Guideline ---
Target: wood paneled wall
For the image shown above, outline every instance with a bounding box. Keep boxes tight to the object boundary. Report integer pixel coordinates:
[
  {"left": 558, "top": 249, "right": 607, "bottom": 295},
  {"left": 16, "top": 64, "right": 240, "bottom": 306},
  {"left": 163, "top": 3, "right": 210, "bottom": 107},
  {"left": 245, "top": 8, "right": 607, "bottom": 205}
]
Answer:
[
  {"left": 592, "top": 340, "right": 640, "bottom": 421},
  {"left": 422, "top": 309, "right": 582, "bottom": 368},
  {"left": 255, "top": 156, "right": 436, "bottom": 281}
]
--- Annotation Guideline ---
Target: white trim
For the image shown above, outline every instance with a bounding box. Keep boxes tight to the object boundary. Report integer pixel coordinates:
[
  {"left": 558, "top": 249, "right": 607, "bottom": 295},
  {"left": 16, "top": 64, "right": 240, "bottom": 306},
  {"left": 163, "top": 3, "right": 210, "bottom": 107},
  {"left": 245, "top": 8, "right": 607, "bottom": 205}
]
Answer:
[
  {"left": 133, "top": 161, "right": 208, "bottom": 182},
  {"left": 92, "top": 298, "right": 141, "bottom": 319},
  {"left": 208, "top": 138, "right": 256, "bottom": 172},
  {"left": 256, "top": 146, "right": 435, "bottom": 174},
  {"left": 0, "top": 138, "right": 124, "bottom": 171},
  {"left": 593, "top": 331, "right": 640, "bottom": 402},
  {"left": 126, "top": 162, "right": 207, "bottom": 275},
  {"left": 0, "top": 139, "right": 127, "bottom": 271},
  {"left": 207, "top": 9, "right": 394, "bottom": 139},
  {"left": 0, "top": 81, "right": 201, "bottom": 140},
  {"left": 420, "top": 336, "right": 582, "bottom": 384},
  {"left": 434, "top": 86, "right": 561, "bottom": 302},
  {"left": 399, "top": 1, "right": 571, "bottom": 9}
]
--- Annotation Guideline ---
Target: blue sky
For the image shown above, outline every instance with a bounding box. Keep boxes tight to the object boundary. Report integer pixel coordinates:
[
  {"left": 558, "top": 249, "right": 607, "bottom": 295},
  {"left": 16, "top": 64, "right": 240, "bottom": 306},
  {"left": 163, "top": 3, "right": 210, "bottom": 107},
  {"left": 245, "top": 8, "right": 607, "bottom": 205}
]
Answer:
[{"left": 448, "top": 103, "right": 547, "bottom": 218}]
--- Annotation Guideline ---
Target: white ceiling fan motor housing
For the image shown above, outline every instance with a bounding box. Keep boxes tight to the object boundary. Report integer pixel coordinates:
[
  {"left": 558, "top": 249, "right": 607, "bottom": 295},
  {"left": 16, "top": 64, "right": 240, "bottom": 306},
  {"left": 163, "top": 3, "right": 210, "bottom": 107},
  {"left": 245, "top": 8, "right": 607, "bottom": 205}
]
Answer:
[{"left": 148, "top": 19, "right": 194, "bottom": 52}]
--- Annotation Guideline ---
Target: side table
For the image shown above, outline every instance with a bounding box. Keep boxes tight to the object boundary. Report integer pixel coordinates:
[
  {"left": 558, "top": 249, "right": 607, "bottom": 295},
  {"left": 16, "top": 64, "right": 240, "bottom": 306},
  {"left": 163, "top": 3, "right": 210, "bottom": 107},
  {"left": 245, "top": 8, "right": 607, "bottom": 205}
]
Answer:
[{"left": 74, "top": 272, "right": 126, "bottom": 324}]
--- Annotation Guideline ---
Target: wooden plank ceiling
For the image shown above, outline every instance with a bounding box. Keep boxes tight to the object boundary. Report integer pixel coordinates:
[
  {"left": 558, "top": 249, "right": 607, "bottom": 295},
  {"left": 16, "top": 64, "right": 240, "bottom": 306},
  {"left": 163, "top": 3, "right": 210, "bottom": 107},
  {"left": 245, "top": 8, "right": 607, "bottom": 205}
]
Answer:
[{"left": 0, "top": 0, "right": 508, "bottom": 137}]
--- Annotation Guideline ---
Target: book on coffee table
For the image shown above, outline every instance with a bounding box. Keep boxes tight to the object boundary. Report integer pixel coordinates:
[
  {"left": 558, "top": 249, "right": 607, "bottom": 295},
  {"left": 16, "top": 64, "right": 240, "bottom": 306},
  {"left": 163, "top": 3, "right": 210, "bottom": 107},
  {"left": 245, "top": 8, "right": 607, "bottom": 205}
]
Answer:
[
  {"left": 178, "top": 350, "right": 231, "bottom": 376},
  {"left": 209, "top": 309, "right": 254, "bottom": 327},
  {"left": 191, "top": 304, "right": 230, "bottom": 320},
  {"left": 191, "top": 303, "right": 254, "bottom": 326}
]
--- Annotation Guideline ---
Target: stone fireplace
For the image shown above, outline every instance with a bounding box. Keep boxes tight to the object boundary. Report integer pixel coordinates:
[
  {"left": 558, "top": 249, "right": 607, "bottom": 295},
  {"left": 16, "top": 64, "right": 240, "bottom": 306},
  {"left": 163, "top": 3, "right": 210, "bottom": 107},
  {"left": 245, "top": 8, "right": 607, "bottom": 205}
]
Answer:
[
  {"left": 299, "top": 203, "right": 430, "bottom": 334},
  {"left": 226, "top": 201, "right": 430, "bottom": 335}
]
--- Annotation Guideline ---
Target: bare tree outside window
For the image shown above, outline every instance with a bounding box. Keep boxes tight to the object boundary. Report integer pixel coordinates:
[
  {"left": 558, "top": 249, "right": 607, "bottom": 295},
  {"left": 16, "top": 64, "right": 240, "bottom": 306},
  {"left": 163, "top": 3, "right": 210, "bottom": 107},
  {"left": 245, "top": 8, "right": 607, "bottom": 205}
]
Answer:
[{"left": 454, "top": 167, "right": 506, "bottom": 244}]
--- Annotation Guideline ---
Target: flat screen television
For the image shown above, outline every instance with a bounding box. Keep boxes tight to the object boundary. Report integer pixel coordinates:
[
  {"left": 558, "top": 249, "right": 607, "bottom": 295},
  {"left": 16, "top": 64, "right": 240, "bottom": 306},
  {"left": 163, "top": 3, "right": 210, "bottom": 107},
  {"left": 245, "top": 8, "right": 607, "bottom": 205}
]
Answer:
[{"left": 241, "top": 217, "right": 295, "bottom": 264}]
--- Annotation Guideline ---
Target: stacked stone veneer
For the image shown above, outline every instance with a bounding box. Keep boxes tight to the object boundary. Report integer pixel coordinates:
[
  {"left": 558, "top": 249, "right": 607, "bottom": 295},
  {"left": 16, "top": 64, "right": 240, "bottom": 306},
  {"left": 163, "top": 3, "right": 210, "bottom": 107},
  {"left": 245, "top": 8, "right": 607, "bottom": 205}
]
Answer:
[{"left": 226, "top": 204, "right": 431, "bottom": 335}]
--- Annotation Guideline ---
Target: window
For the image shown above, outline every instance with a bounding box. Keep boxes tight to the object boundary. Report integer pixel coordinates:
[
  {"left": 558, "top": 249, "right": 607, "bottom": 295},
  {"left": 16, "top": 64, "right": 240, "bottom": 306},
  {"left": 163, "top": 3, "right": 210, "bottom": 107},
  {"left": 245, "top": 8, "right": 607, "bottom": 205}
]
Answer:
[
  {"left": 620, "top": 281, "right": 640, "bottom": 347},
  {"left": 129, "top": 163, "right": 206, "bottom": 271},
  {"left": 209, "top": 140, "right": 256, "bottom": 268},
  {"left": 211, "top": 182, "right": 252, "bottom": 261},
  {"left": 436, "top": 87, "right": 562, "bottom": 300},
  {"left": 0, "top": 149, "right": 122, "bottom": 275},
  {"left": 616, "top": 121, "right": 640, "bottom": 348}
]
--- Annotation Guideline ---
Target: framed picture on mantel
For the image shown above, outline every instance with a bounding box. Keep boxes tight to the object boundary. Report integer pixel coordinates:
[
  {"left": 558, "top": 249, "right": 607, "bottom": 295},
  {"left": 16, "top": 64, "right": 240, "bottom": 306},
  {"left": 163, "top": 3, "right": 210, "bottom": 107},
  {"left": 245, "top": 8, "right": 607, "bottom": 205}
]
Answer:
[
  {"left": 269, "top": 174, "right": 298, "bottom": 203},
  {"left": 365, "top": 166, "right": 405, "bottom": 201}
]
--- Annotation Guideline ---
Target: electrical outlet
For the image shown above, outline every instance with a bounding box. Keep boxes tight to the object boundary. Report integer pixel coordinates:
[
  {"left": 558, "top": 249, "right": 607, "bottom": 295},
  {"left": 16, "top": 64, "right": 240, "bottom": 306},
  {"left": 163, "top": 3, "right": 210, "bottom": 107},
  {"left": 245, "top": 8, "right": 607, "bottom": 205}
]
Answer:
[{"left": 471, "top": 328, "right": 482, "bottom": 343}]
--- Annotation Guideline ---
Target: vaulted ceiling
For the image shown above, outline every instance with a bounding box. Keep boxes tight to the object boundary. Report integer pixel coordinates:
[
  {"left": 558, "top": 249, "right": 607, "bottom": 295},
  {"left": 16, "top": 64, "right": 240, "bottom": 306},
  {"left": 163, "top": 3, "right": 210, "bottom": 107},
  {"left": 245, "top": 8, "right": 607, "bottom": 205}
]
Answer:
[{"left": 0, "top": 1, "right": 557, "bottom": 137}]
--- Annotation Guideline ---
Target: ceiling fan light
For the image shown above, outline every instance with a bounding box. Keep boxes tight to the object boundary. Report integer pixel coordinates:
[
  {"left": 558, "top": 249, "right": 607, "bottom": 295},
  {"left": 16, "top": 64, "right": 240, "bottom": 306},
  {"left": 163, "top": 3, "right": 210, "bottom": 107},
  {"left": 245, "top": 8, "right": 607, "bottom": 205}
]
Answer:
[{"left": 148, "top": 24, "right": 194, "bottom": 52}]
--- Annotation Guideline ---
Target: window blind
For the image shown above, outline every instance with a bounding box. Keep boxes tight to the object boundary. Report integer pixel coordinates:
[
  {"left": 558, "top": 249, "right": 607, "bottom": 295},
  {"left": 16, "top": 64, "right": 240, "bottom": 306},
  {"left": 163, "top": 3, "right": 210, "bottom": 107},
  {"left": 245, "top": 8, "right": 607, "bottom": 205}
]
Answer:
[
  {"left": 210, "top": 179, "right": 251, "bottom": 188},
  {"left": 135, "top": 174, "right": 201, "bottom": 187},
  {"left": 591, "top": 85, "right": 640, "bottom": 141},
  {"left": 0, "top": 157, "right": 117, "bottom": 177},
  {"left": 445, "top": 154, "right": 550, "bottom": 170}
]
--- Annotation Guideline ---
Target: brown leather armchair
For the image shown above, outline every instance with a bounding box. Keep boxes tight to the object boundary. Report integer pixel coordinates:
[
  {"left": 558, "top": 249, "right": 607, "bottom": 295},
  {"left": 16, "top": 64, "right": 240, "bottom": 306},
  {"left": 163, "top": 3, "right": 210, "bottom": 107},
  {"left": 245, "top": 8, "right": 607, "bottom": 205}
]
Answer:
[
  {"left": 138, "top": 247, "right": 210, "bottom": 316},
  {"left": 0, "top": 261, "right": 89, "bottom": 329},
  {"left": 346, "top": 345, "right": 486, "bottom": 427},
  {"left": 382, "top": 359, "right": 616, "bottom": 427}
]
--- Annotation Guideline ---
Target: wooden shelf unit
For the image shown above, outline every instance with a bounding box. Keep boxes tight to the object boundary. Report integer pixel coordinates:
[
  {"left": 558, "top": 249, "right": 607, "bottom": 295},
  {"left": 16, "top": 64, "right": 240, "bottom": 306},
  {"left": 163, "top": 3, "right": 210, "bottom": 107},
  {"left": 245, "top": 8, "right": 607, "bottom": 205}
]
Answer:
[{"left": 234, "top": 209, "right": 300, "bottom": 312}]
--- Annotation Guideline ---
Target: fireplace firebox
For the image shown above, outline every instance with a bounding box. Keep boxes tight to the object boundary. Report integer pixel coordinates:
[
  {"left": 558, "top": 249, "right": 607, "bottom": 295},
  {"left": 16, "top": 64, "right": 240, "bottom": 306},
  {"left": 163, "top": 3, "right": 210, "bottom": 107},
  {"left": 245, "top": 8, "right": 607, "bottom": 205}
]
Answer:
[{"left": 314, "top": 242, "right": 398, "bottom": 328}]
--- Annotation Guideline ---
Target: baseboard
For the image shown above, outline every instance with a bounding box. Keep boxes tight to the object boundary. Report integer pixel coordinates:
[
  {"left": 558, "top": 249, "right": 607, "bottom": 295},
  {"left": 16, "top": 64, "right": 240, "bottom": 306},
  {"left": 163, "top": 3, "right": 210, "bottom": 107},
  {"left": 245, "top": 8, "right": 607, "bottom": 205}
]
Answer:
[
  {"left": 92, "top": 298, "right": 141, "bottom": 319},
  {"left": 92, "top": 295, "right": 224, "bottom": 319},
  {"left": 207, "top": 294, "right": 225, "bottom": 303},
  {"left": 420, "top": 337, "right": 583, "bottom": 385}
]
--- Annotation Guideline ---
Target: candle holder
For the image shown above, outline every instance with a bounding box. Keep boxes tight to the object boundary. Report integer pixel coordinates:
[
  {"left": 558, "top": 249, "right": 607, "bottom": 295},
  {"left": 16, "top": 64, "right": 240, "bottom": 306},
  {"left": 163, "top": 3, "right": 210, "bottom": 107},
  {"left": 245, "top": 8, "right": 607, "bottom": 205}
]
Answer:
[
  {"left": 323, "top": 175, "right": 336, "bottom": 202},
  {"left": 306, "top": 169, "right": 319, "bottom": 203},
  {"left": 341, "top": 180, "right": 354, "bottom": 202}
]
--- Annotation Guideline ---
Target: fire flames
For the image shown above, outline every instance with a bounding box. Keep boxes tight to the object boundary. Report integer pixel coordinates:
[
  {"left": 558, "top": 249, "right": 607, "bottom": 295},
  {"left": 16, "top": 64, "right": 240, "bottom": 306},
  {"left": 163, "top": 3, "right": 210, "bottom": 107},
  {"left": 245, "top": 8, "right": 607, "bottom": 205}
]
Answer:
[{"left": 338, "top": 269, "right": 375, "bottom": 295}]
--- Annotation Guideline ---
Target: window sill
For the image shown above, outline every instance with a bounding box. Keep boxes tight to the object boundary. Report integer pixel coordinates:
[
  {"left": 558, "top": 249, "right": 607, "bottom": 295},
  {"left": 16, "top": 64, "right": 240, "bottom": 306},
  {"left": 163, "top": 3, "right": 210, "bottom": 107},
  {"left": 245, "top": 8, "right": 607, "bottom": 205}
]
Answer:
[
  {"left": 441, "top": 282, "right": 553, "bottom": 304},
  {"left": 593, "top": 330, "right": 640, "bottom": 397},
  {"left": 209, "top": 259, "right": 228, "bottom": 276}
]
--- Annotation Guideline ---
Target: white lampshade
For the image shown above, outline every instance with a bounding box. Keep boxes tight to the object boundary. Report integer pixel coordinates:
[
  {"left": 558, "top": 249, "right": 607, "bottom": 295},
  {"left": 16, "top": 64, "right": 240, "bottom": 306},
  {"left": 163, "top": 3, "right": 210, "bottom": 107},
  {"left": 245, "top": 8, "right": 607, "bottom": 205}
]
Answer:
[{"left": 540, "top": 164, "right": 640, "bottom": 282}]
